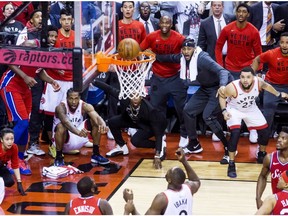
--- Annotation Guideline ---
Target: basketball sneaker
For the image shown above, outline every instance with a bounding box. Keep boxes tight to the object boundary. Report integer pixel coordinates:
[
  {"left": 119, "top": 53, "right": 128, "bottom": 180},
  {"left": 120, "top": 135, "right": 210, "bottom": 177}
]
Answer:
[
  {"left": 127, "top": 128, "right": 137, "bottom": 137},
  {"left": 220, "top": 148, "right": 229, "bottom": 164},
  {"left": 84, "top": 141, "right": 93, "bottom": 148},
  {"left": 49, "top": 145, "right": 64, "bottom": 158},
  {"left": 227, "top": 161, "right": 237, "bottom": 178},
  {"left": 212, "top": 133, "right": 221, "bottom": 142},
  {"left": 183, "top": 140, "right": 203, "bottom": 154},
  {"left": 54, "top": 157, "right": 65, "bottom": 167},
  {"left": 107, "top": 130, "right": 114, "bottom": 140},
  {"left": 257, "top": 151, "right": 267, "bottom": 164},
  {"left": 91, "top": 154, "right": 110, "bottom": 165},
  {"left": 178, "top": 136, "right": 189, "bottom": 148},
  {"left": 106, "top": 144, "right": 129, "bottom": 157},
  {"left": 19, "top": 159, "right": 32, "bottom": 175},
  {"left": 26, "top": 143, "right": 45, "bottom": 156},
  {"left": 6, "top": 160, "right": 14, "bottom": 175}
]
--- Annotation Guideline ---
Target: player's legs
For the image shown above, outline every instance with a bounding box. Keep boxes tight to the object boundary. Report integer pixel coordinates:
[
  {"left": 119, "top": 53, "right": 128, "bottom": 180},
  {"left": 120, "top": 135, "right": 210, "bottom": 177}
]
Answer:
[
  {"left": 182, "top": 88, "right": 207, "bottom": 153},
  {"left": 53, "top": 122, "right": 68, "bottom": 166},
  {"left": 244, "top": 108, "right": 268, "bottom": 163},
  {"left": 107, "top": 115, "right": 135, "bottom": 157},
  {"left": 87, "top": 118, "right": 110, "bottom": 165},
  {"left": 226, "top": 107, "right": 244, "bottom": 178}
]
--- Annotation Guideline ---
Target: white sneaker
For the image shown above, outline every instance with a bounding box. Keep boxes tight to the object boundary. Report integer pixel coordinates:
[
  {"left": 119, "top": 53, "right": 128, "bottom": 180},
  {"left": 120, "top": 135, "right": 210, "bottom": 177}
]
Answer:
[
  {"left": 26, "top": 144, "right": 45, "bottom": 156},
  {"left": 160, "top": 140, "right": 167, "bottom": 161},
  {"left": 107, "top": 130, "right": 114, "bottom": 140},
  {"left": 84, "top": 141, "right": 93, "bottom": 148},
  {"left": 179, "top": 136, "right": 188, "bottom": 148},
  {"left": 127, "top": 128, "right": 137, "bottom": 137},
  {"left": 212, "top": 133, "right": 220, "bottom": 142},
  {"left": 249, "top": 130, "right": 258, "bottom": 143},
  {"left": 106, "top": 144, "right": 129, "bottom": 157}
]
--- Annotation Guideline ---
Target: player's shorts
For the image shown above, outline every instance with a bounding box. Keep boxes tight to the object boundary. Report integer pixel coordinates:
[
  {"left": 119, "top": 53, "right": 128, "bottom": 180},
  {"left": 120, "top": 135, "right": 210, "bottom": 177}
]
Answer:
[
  {"left": 39, "top": 80, "right": 73, "bottom": 116},
  {"left": 0, "top": 88, "right": 32, "bottom": 121},
  {"left": 226, "top": 106, "right": 268, "bottom": 130},
  {"left": 52, "top": 120, "right": 89, "bottom": 152}
]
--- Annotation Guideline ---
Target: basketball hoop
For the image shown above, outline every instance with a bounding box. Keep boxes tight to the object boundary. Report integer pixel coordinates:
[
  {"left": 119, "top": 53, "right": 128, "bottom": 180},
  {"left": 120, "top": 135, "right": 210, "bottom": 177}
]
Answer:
[{"left": 96, "top": 51, "right": 155, "bottom": 100}]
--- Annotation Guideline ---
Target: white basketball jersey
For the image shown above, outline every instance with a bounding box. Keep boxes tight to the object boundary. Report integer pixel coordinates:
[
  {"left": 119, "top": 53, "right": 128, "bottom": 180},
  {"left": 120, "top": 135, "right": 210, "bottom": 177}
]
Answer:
[
  {"left": 53, "top": 100, "right": 84, "bottom": 128},
  {"left": 227, "top": 77, "right": 259, "bottom": 112},
  {"left": 163, "top": 184, "right": 193, "bottom": 215}
]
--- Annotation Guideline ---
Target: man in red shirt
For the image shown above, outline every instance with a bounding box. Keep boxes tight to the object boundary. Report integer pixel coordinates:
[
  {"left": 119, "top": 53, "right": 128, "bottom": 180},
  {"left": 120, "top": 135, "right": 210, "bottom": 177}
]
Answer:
[
  {"left": 215, "top": 3, "right": 262, "bottom": 79},
  {"left": 256, "top": 170, "right": 288, "bottom": 214},
  {"left": 256, "top": 126, "right": 288, "bottom": 209},
  {"left": 118, "top": 1, "right": 146, "bottom": 44},
  {"left": 140, "top": 15, "right": 188, "bottom": 147},
  {"left": 65, "top": 176, "right": 113, "bottom": 215},
  {"left": 252, "top": 32, "right": 288, "bottom": 162}
]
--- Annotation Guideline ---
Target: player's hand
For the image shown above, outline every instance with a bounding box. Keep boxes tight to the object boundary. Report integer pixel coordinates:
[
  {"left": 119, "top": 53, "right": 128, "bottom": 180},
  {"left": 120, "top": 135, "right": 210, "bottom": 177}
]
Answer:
[
  {"left": 256, "top": 198, "right": 263, "bottom": 209},
  {"left": 17, "top": 182, "right": 27, "bottom": 196},
  {"left": 223, "top": 111, "right": 231, "bottom": 120},
  {"left": 51, "top": 80, "right": 61, "bottom": 92},
  {"left": 123, "top": 188, "right": 134, "bottom": 202},
  {"left": 98, "top": 125, "right": 108, "bottom": 134},
  {"left": 216, "top": 86, "right": 225, "bottom": 98},
  {"left": 153, "top": 157, "right": 162, "bottom": 169},
  {"left": 78, "top": 128, "right": 90, "bottom": 137},
  {"left": 175, "top": 148, "right": 186, "bottom": 163},
  {"left": 124, "top": 200, "right": 135, "bottom": 215},
  {"left": 280, "top": 92, "right": 288, "bottom": 100},
  {"left": 24, "top": 75, "right": 37, "bottom": 88}
]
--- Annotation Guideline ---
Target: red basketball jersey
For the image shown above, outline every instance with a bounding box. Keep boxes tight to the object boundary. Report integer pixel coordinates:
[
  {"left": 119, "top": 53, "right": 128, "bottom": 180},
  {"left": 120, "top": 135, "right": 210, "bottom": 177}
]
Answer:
[
  {"left": 272, "top": 190, "right": 288, "bottom": 215},
  {"left": 270, "top": 151, "right": 288, "bottom": 194},
  {"left": 69, "top": 196, "right": 102, "bottom": 215}
]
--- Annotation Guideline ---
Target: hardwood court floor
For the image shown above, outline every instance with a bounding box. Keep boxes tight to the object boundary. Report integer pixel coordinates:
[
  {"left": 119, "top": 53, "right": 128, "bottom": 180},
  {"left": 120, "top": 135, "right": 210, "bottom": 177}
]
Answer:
[{"left": 1, "top": 132, "right": 276, "bottom": 215}]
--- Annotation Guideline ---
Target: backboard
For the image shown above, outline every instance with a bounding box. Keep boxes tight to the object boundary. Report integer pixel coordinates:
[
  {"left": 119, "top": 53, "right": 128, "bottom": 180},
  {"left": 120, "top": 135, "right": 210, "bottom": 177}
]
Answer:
[{"left": 73, "top": 1, "right": 117, "bottom": 92}]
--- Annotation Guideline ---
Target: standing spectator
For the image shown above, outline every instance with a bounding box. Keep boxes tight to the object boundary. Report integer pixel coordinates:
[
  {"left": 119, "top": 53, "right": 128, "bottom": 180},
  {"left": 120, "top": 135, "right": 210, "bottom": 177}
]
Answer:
[
  {"left": 118, "top": 1, "right": 146, "bottom": 44},
  {"left": 92, "top": 79, "right": 167, "bottom": 169},
  {"left": 52, "top": 88, "right": 109, "bottom": 167},
  {"left": 136, "top": 1, "right": 159, "bottom": 34},
  {"left": 0, "top": 40, "right": 60, "bottom": 175},
  {"left": 251, "top": 32, "right": 288, "bottom": 144},
  {"left": 140, "top": 15, "right": 188, "bottom": 147},
  {"left": 1, "top": 2, "right": 24, "bottom": 45},
  {"left": 65, "top": 176, "right": 113, "bottom": 215},
  {"left": 256, "top": 127, "right": 288, "bottom": 209},
  {"left": 49, "top": 1, "right": 65, "bottom": 17},
  {"left": 0, "top": 2, "right": 34, "bottom": 26},
  {"left": 123, "top": 148, "right": 201, "bottom": 215},
  {"left": 198, "top": 1, "right": 235, "bottom": 61},
  {"left": 215, "top": 3, "right": 262, "bottom": 144},
  {"left": 272, "top": 2, "right": 288, "bottom": 43},
  {"left": 0, "top": 128, "right": 26, "bottom": 199},
  {"left": 256, "top": 170, "right": 288, "bottom": 215},
  {"left": 219, "top": 67, "right": 288, "bottom": 178},
  {"left": 215, "top": 3, "right": 262, "bottom": 80},
  {"left": 156, "top": 38, "right": 233, "bottom": 163}
]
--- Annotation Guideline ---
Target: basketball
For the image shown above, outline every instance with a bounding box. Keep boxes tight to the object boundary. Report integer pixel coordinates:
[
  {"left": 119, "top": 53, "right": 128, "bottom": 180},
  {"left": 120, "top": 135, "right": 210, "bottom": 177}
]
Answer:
[{"left": 117, "top": 38, "right": 140, "bottom": 60}]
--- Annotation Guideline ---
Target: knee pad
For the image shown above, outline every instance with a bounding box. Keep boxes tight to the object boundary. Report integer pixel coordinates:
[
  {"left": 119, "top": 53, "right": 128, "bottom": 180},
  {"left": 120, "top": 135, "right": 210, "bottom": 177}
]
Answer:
[
  {"left": 204, "top": 116, "right": 222, "bottom": 133},
  {"left": 228, "top": 128, "right": 241, "bottom": 152}
]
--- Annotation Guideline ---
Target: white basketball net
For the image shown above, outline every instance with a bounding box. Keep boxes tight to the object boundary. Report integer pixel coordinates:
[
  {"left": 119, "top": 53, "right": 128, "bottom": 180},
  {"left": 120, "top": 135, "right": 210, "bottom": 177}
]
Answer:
[{"left": 112, "top": 53, "right": 155, "bottom": 100}]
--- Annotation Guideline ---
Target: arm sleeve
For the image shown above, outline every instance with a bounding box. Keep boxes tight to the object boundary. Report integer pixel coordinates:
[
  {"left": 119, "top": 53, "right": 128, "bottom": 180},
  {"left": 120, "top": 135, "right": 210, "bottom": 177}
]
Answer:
[
  {"left": 156, "top": 53, "right": 181, "bottom": 63},
  {"left": 92, "top": 79, "right": 119, "bottom": 99}
]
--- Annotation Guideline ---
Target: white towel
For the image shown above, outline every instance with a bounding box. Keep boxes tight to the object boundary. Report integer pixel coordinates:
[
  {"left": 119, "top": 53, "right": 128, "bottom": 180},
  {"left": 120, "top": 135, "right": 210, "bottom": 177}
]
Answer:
[{"left": 180, "top": 46, "right": 202, "bottom": 81}]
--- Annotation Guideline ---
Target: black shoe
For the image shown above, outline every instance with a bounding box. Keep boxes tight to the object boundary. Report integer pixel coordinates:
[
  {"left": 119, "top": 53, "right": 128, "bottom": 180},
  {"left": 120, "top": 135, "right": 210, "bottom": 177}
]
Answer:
[
  {"left": 227, "top": 162, "right": 237, "bottom": 178},
  {"left": 54, "top": 157, "right": 65, "bottom": 166},
  {"left": 257, "top": 151, "right": 267, "bottom": 164},
  {"left": 220, "top": 155, "right": 229, "bottom": 165},
  {"left": 183, "top": 142, "right": 203, "bottom": 154}
]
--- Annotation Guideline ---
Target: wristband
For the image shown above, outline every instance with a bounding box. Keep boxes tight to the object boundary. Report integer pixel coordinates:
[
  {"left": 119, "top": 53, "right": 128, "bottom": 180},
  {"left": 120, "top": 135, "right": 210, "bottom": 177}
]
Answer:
[{"left": 222, "top": 108, "right": 227, "bottom": 113}]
